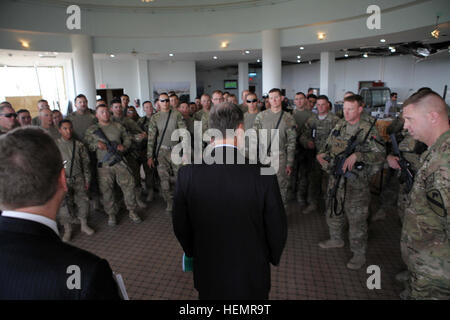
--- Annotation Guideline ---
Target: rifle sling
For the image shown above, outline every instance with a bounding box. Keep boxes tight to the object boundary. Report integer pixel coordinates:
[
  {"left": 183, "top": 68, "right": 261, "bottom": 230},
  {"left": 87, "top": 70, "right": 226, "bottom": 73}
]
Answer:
[
  {"left": 267, "top": 110, "right": 284, "bottom": 155},
  {"left": 155, "top": 109, "right": 172, "bottom": 160}
]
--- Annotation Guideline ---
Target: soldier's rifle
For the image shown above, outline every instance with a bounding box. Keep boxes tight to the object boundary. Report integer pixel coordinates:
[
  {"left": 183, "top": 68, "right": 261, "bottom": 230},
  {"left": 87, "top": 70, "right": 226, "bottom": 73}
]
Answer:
[
  {"left": 328, "top": 119, "right": 377, "bottom": 217},
  {"left": 389, "top": 133, "right": 414, "bottom": 193}
]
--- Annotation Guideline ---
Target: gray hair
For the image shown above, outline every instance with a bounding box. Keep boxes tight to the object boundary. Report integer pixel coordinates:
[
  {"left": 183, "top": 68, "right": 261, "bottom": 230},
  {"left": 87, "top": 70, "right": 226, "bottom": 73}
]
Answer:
[
  {"left": 208, "top": 102, "right": 243, "bottom": 137},
  {"left": 0, "top": 127, "right": 63, "bottom": 210}
]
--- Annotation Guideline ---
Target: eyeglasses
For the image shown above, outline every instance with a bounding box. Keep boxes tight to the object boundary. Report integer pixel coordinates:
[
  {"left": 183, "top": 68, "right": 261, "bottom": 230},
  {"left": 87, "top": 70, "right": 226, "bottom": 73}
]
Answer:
[
  {"left": 0, "top": 113, "right": 17, "bottom": 118},
  {"left": 246, "top": 99, "right": 258, "bottom": 103},
  {"left": 159, "top": 99, "right": 170, "bottom": 103}
]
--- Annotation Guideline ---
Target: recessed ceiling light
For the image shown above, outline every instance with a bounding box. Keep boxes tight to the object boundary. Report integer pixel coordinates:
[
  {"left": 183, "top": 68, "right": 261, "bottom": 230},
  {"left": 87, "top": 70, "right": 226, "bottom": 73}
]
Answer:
[
  {"left": 221, "top": 41, "right": 229, "bottom": 48},
  {"left": 297, "top": 60, "right": 301, "bottom": 63},
  {"left": 297, "top": 55, "right": 301, "bottom": 59},
  {"left": 317, "top": 32, "right": 326, "bottom": 40},
  {"left": 244, "top": 50, "right": 250, "bottom": 54},
  {"left": 169, "top": 53, "right": 174, "bottom": 57},
  {"left": 363, "top": 53, "right": 369, "bottom": 58},
  {"left": 213, "top": 56, "right": 218, "bottom": 60},
  {"left": 344, "top": 53, "right": 349, "bottom": 58},
  {"left": 20, "top": 40, "right": 30, "bottom": 48},
  {"left": 257, "top": 59, "right": 261, "bottom": 63},
  {"left": 380, "top": 39, "right": 386, "bottom": 43},
  {"left": 389, "top": 46, "right": 396, "bottom": 53},
  {"left": 299, "top": 46, "right": 304, "bottom": 50},
  {"left": 110, "top": 54, "right": 115, "bottom": 58}
]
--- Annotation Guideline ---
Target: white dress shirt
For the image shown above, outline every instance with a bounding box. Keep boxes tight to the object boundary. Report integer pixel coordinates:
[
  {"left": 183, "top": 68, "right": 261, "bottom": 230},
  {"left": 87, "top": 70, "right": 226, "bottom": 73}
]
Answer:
[{"left": 1, "top": 210, "right": 60, "bottom": 236}]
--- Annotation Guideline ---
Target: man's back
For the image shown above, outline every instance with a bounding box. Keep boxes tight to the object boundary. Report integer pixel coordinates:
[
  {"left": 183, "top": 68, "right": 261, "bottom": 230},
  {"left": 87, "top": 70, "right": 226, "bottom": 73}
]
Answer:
[
  {"left": 0, "top": 216, "right": 120, "bottom": 300},
  {"left": 173, "top": 147, "right": 287, "bottom": 300}
]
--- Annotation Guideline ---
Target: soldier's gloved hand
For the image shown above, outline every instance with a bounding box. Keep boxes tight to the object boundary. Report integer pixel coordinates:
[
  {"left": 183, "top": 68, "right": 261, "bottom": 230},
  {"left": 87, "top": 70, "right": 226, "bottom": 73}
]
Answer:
[
  {"left": 116, "top": 144, "right": 125, "bottom": 152},
  {"left": 387, "top": 155, "right": 401, "bottom": 170},
  {"left": 286, "top": 165, "right": 293, "bottom": 176},
  {"left": 148, "top": 158, "right": 155, "bottom": 168},
  {"left": 97, "top": 141, "right": 107, "bottom": 150},
  {"left": 342, "top": 153, "right": 357, "bottom": 173}
]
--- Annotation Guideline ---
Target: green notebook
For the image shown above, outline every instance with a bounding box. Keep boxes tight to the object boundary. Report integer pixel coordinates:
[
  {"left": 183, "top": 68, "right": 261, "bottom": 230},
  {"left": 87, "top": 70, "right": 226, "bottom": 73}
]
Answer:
[{"left": 182, "top": 253, "right": 193, "bottom": 272}]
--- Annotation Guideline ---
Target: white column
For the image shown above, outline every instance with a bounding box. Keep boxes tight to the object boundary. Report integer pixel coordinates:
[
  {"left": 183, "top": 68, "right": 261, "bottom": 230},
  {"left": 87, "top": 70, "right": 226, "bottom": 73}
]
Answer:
[
  {"left": 320, "top": 51, "right": 335, "bottom": 103},
  {"left": 136, "top": 59, "right": 150, "bottom": 116},
  {"left": 70, "top": 34, "right": 96, "bottom": 109},
  {"left": 238, "top": 62, "right": 248, "bottom": 103},
  {"left": 262, "top": 29, "right": 281, "bottom": 96}
]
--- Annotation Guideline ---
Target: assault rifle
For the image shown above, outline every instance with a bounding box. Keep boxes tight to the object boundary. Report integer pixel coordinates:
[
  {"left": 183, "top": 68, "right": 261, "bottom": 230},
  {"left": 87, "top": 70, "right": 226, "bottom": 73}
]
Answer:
[{"left": 390, "top": 133, "right": 414, "bottom": 193}]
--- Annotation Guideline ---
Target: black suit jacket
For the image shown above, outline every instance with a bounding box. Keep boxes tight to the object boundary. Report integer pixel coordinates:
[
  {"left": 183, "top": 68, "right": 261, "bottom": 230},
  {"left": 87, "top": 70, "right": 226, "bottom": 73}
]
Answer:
[
  {"left": 173, "top": 146, "right": 287, "bottom": 300},
  {"left": 0, "top": 216, "right": 121, "bottom": 300}
]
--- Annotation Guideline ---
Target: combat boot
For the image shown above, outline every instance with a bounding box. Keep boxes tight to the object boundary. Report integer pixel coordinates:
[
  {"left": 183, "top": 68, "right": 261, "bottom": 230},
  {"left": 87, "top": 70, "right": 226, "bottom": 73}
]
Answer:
[
  {"left": 80, "top": 218, "right": 95, "bottom": 235},
  {"left": 318, "top": 238, "right": 345, "bottom": 249},
  {"left": 146, "top": 188, "right": 154, "bottom": 202},
  {"left": 166, "top": 201, "right": 173, "bottom": 212},
  {"left": 303, "top": 203, "right": 317, "bottom": 214},
  {"left": 136, "top": 196, "right": 147, "bottom": 209},
  {"left": 395, "top": 270, "right": 409, "bottom": 283},
  {"left": 346, "top": 254, "right": 366, "bottom": 270},
  {"left": 129, "top": 210, "right": 142, "bottom": 224},
  {"left": 108, "top": 214, "right": 117, "bottom": 226},
  {"left": 62, "top": 224, "right": 72, "bottom": 242}
]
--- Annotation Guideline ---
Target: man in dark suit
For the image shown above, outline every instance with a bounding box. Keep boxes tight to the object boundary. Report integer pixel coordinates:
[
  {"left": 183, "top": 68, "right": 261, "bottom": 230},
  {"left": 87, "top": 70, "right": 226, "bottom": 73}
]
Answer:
[
  {"left": 173, "top": 102, "right": 287, "bottom": 300},
  {"left": 0, "top": 127, "right": 121, "bottom": 300}
]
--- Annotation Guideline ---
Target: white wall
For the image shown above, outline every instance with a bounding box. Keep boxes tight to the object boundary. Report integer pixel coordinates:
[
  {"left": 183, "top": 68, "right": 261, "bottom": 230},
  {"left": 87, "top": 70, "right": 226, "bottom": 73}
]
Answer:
[
  {"left": 94, "top": 58, "right": 139, "bottom": 100},
  {"left": 282, "top": 55, "right": 450, "bottom": 104},
  {"left": 148, "top": 61, "right": 197, "bottom": 101},
  {"left": 197, "top": 66, "right": 263, "bottom": 99}
]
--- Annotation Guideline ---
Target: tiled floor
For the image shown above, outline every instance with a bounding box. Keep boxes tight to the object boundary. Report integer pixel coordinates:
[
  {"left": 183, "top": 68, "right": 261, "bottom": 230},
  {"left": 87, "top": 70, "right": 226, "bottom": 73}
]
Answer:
[{"left": 68, "top": 194, "right": 406, "bottom": 300}]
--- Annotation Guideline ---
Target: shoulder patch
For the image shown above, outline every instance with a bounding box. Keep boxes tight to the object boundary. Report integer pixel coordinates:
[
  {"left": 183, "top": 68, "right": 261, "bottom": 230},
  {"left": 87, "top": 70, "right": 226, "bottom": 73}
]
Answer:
[{"left": 426, "top": 189, "right": 447, "bottom": 217}]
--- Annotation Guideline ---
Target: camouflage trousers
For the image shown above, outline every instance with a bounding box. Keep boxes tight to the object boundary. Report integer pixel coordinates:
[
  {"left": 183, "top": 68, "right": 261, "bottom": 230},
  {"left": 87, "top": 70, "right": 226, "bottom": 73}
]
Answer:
[
  {"left": 275, "top": 152, "right": 289, "bottom": 206},
  {"left": 291, "top": 153, "right": 308, "bottom": 201},
  {"left": 156, "top": 148, "right": 179, "bottom": 203},
  {"left": 325, "top": 175, "right": 371, "bottom": 256},
  {"left": 58, "top": 175, "right": 90, "bottom": 225},
  {"left": 143, "top": 160, "right": 158, "bottom": 191},
  {"left": 400, "top": 238, "right": 450, "bottom": 299},
  {"left": 97, "top": 161, "right": 137, "bottom": 216},
  {"left": 397, "top": 185, "right": 411, "bottom": 224},
  {"left": 378, "top": 168, "right": 400, "bottom": 210},
  {"left": 307, "top": 159, "right": 329, "bottom": 205}
]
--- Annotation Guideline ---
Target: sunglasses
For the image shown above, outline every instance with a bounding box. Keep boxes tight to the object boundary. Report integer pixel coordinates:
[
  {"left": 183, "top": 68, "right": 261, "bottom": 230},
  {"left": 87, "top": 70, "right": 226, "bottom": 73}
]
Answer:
[
  {"left": 159, "top": 99, "right": 170, "bottom": 103},
  {"left": 0, "top": 113, "right": 17, "bottom": 118},
  {"left": 246, "top": 99, "right": 258, "bottom": 103}
]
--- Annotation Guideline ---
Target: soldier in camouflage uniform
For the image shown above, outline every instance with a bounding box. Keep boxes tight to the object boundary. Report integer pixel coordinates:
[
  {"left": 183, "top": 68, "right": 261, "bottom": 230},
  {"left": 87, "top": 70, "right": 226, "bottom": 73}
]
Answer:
[
  {"left": 31, "top": 99, "right": 49, "bottom": 126},
  {"left": 399, "top": 90, "right": 449, "bottom": 300},
  {"left": 39, "top": 108, "right": 61, "bottom": 140},
  {"left": 317, "top": 95, "right": 384, "bottom": 270},
  {"left": 56, "top": 120, "right": 94, "bottom": 242},
  {"left": 0, "top": 104, "right": 17, "bottom": 136},
  {"left": 193, "top": 94, "right": 211, "bottom": 121},
  {"left": 66, "top": 94, "right": 100, "bottom": 212},
  {"left": 138, "top": 100, "right": 158, "bottom": 202},
  {"left": 147, "top": 93, "right": 187, "bottom": 212},
  {"left": 85, "top": 104, "right": 142, "bottom": 226},
  {"left": 291, "top": 92, "right": 313, "bottom": 205},
  {"left": 300, "top": 95, "right": 340, "bottom": 214},
  {"left": 243, "top": 93, "right": 259, "bottom": 131},
  {"left": 110, "top": 99, "right": 148, "bottom": 208},
  {"left": 253, "top": 88, "right": 297, "bottom": 208}
]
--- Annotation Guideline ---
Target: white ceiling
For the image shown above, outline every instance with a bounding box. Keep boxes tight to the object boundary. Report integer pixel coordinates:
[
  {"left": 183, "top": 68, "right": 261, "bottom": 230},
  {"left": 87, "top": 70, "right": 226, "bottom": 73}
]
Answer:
[
  {"left": 20, "top": 0, "right": 292, "bottom": 11},
  {"left": 1, "top": 22, "right": 448, "bottom": 70}
]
